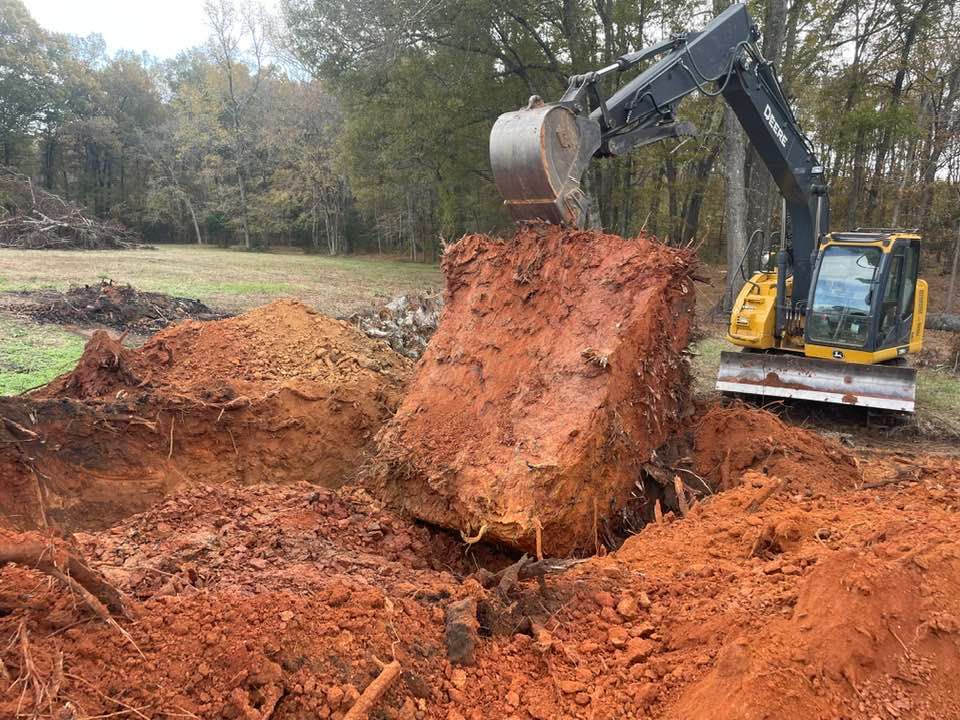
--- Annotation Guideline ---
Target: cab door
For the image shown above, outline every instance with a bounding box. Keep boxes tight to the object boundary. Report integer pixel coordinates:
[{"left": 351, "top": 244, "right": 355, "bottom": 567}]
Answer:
[{"left": 876, "top": 239, "right": 919, "bottom": 350}]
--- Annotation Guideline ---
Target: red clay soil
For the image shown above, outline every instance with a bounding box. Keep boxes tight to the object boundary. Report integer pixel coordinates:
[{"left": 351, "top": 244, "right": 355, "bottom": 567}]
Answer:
[
  {"left": 1, "top": 420, "right": 958, "bottom": 719},
  {"left": 0, "top": 300, "right": 411, "bottom": 531},
  {"left": 693, "top": 402, "right": 863, "bottom": 494},
  {"left": 376, "top": 225, "right": 696, "bottom": 555}
]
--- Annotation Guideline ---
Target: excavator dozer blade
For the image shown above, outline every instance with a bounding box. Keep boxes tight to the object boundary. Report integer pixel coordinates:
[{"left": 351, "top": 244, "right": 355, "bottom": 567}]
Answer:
[
  {"left": 489, "top": 102, "right": 602, "bottom": 228},
  {"left": 716, "top": 351, "right": 917, "bottom": 413}
]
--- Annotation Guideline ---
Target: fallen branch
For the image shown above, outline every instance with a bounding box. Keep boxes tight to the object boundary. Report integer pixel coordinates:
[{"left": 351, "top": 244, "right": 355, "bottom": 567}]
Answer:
[{"left": 342, "top": 658, "right": 402, "bottom": 720}]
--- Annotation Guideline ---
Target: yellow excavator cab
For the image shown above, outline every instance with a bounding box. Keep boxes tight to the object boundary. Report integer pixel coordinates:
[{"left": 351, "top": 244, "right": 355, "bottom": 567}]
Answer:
[{"left": 719, "top": 230, "right": 925, "bottom": 412}]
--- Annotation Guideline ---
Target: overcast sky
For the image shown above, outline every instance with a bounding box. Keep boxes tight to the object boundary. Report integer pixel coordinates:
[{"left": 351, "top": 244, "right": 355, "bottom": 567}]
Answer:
[{"left": 22, "top": 0, "right": 266, "bottom": 59}]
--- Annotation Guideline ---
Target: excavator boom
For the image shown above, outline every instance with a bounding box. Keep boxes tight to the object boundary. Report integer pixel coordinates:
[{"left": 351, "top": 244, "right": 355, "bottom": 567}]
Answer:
[{"left": 488, "top": 3, "right": 922, "bottom": 413}]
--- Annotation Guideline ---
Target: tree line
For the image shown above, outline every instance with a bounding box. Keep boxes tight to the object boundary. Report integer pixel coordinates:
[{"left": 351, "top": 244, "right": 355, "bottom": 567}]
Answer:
[
  {"left": 1, "top": 0, "right": 959, "bottom": 271},
  {"left": 0, "top": 0, "right": 351, "bottom": 252}
]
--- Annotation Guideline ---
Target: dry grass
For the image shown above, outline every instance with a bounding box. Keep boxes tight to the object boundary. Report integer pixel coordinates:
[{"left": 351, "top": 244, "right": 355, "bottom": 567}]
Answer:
[{"left": 0, "top": 244, "right": 442, "bottom": 315}]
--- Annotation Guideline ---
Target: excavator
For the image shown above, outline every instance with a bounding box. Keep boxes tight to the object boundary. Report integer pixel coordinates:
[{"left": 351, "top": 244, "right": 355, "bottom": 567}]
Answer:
[{"left": 488, "top": 3, "right": 926, "bottom": 412}]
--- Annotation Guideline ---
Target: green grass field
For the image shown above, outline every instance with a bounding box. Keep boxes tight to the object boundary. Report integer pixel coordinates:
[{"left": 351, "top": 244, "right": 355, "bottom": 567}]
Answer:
[{"left": 0, "top": 315, "right": 87, "bottom": 394}]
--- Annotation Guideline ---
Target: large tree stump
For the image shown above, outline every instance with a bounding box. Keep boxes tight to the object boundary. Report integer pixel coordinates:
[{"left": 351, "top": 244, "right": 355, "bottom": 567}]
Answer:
[{"left": 375, "top": 225, "right": 696, "bottom": 555}]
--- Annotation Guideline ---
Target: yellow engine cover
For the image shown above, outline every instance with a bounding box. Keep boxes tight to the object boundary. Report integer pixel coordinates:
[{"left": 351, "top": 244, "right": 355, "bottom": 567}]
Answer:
[{"left": 727, "top": 271, "right": 786, "bottom": 350}]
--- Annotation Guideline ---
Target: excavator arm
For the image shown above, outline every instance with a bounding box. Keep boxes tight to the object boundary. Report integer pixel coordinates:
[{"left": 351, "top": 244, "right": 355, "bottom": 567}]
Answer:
[{"left": 489, "top": 3, "right": 829, "bottom": 328}]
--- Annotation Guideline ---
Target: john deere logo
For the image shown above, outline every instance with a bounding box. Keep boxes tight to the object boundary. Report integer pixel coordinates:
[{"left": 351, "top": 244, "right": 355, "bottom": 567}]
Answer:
[
  {"left": 832, "top": 350, "right": 844, "bottom": 359},
  {"left": 764, "top": 104, "right": 789, "bottom": 148}
]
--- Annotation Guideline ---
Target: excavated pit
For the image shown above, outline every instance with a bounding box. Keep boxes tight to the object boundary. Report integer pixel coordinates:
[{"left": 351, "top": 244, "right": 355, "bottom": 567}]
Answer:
[
  {"left": 2, "top": 404, "right": 959, "bottom": 720},
  {"left": 2, "top": 232, "right": 960, "bottom": 719},
  {"left": 375, "top": 224, "right": 696, "bottom": 555},
  {"left": 0, "top": 300, "right": 411, "bottom": 532}
]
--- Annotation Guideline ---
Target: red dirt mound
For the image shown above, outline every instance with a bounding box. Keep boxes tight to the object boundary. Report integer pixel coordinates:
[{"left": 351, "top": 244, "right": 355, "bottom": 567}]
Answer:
[
  {"left": 693, "top": 402, "right": 862, "bottom": 493},
  {"left": 1, "top": 301, "right": 411, "bottom": 531},
  {"left": 2, "top": 450, "right": 958, "bottom": 720},
  {"left": 375, "top": 224, "right": 696, "bottom": 555},
  {"left": 41, "top": 299, "right": 409, "bottom": 400}
]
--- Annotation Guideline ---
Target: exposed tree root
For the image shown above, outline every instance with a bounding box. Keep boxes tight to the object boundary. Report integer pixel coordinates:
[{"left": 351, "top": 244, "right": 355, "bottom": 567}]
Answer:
[
  {"left": 0, "top": 540, "right": 131, "bottom": 620},
  {"left": 342, "top": 658, "right": 401, "bottom": 720}
]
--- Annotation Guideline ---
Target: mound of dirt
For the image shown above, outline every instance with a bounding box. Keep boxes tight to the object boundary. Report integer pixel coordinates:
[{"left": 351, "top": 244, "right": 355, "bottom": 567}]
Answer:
[
  {"left": 693, "top": 402, "right": 863, "bottom": 493},
  {"left": 42, "top": 299, "right": 408, "bottom": 400},
  {"left": 2, "top": 448, "right": 958, "bottom": 720},
  {"left": 375, "top": 224, "right": 696, "bottom": 555},
  {"left": 7, "top": 280, "right": 227, "bottom": 334},
  {"left": 1, "top": 300, "right": 412, "bottom": 531}
]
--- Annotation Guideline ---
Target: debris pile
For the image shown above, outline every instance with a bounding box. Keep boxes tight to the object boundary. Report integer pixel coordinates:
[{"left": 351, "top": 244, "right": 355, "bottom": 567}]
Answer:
[
  {"left": 349, "top": 292, "right": 443, "bottom": 359},
  {"left": 7, "top": 280, "right": 227, "bottom": 334},
  {"left": 0, "top": 167, "right": 148, "bottom": 250},
  {"left": 376, "top": 224, "right": 696, "bottom": 554},
  {"left": 0, "top": 300, "right": 411, "bottom": 531}
]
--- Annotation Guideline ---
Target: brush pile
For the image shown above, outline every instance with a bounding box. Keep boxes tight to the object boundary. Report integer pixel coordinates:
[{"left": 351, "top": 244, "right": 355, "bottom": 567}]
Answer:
[
  {"left": 0, "top": 168, "right": 148, "bottom": 250},
  {"left": 349, "top": 293, "right": 443, "bottom": 359},
  {"left": 10, "top": 280, "right": 227, "bottom": 334}
]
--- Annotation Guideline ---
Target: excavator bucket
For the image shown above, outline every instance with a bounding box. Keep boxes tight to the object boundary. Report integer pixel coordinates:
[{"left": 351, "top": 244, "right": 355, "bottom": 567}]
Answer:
[
  {"left": 489, "top": 100, "right": 602, "bottom": 228},
  {"left": 716, "top": 351, "right": 917, "bottom": 413}
]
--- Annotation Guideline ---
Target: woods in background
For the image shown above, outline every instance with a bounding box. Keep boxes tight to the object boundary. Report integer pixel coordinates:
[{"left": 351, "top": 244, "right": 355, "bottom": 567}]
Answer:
[{"left": 1, "top": 0, "right": 959, "bottom": 268}]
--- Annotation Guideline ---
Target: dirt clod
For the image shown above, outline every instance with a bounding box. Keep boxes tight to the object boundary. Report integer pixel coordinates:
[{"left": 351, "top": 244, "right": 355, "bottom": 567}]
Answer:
[{"left": 445, "top": 598, "right": 479, "bottom": 666}]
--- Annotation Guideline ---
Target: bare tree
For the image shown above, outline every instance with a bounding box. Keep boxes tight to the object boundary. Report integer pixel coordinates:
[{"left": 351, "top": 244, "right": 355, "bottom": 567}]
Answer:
[
  {"left": 204, "top": 0, "right": 268, "bottom": 249},
  {"left": 722, "top": 104, "right": 748, "bottom": 311}
]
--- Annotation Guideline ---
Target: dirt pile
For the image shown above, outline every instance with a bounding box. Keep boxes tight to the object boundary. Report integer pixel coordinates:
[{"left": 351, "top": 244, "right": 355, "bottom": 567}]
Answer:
[
  {"left": 6, "top": 280, "right": 227, "bottom": 334},
  {"left": 0, "top": 300, "right": 411, "bottom": 531},
  {"left": 2, "top": 443, "right": 958, "bottom": 719},
  {"left": 693, "top": 402, "right": 863, "bottom": 493},
  {"left": 376, "top": 225, "right": 696, "bottom": 555}
]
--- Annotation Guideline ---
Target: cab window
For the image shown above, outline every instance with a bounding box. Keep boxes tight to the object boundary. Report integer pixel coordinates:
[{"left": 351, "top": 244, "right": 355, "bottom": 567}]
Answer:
[
  {"left": 807, "top": 245, "right": 882, "bottom": 347},
  {"left": 899, "top": 244, "right": 918, "bottom": 320},
  {"left": 879, "top": 254, "right": 903, "bottom": 337}
]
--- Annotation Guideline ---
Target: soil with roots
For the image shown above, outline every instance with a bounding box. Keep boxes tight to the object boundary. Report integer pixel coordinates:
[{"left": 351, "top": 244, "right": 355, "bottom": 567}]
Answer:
[
  {"left": 375, "top": 224, "right": 697, "bottom": 555},
  {"left": 0, "top": 300, "right": 411, "bottom": 532},
  {"left": 1, "top": 405, "right": 958, "bottom": 719},
  {"left": 1, "top": 227, "right": 959, "bottom": 720}
]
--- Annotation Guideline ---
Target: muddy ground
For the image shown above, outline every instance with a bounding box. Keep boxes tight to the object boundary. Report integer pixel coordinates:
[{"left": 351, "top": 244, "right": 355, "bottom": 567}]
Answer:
[{"left": 1, "top": 228, "right": 959, "bottom": 720}]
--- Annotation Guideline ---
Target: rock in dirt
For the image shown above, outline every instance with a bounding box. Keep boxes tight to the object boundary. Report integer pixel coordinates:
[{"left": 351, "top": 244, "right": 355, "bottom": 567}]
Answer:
[
  {"left": 445, "top": 597, "right": 479, "bottom": 666},
  {"left": 375, "top": 224, "right": 696, "bottom": 554}
]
